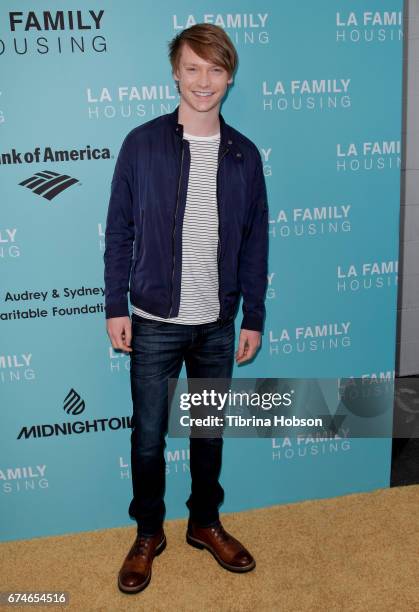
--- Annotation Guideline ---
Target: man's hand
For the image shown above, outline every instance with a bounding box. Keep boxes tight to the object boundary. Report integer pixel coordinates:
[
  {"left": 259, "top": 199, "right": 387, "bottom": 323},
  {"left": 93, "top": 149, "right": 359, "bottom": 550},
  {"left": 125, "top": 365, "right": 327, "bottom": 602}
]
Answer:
[
  {"left": 106, "top": 316, "right": 132, "bottom": 353},
  {"left": 235, "top": 329, "right": 261, "bottom": 364}
]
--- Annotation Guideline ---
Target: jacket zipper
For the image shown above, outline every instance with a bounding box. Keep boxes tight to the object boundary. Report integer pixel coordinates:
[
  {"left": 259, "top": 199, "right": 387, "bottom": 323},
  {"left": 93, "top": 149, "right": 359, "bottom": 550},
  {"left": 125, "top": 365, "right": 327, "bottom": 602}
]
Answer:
[
  {"left": 168, "top": 141, "right": 184, "bottom": 317},
  {"left": 216, "top": 146, "right": 230, "bottom": 321}
]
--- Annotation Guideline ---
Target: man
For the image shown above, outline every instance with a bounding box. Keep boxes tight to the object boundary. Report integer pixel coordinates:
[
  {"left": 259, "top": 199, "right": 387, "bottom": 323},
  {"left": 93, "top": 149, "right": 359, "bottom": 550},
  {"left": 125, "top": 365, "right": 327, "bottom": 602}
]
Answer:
[{"left": 104, "top": 23, "right": 268, "bottom": 594}]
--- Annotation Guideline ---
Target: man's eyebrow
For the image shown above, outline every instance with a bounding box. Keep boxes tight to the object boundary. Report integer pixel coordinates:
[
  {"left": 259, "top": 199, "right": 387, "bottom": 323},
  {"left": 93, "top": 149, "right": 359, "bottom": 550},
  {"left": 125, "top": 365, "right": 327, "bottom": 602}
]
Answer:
[{"left": 183, "top": 61, "right": 223, "bottom": 68}]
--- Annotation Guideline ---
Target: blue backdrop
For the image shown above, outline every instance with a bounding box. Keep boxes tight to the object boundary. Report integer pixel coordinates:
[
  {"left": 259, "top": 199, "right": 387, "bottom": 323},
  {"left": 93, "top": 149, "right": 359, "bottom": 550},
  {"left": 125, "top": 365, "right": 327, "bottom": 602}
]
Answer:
[{"left": 1, "top": 0, "right": 403, "bottom": 541}]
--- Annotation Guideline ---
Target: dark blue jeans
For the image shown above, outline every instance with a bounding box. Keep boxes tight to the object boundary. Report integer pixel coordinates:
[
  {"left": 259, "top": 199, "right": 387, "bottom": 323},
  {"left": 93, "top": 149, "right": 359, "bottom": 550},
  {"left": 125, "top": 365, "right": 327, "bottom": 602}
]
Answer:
[{"left": 128, "top": 313, "right": 235, "bottom": 536}]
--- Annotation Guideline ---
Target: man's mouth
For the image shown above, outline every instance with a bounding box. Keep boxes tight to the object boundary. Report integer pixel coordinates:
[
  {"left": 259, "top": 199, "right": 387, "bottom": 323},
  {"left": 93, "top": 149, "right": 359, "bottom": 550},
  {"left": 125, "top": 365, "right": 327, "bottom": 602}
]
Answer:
[{"left": 193, "top": 91, "right": 213, "bottom": 97}]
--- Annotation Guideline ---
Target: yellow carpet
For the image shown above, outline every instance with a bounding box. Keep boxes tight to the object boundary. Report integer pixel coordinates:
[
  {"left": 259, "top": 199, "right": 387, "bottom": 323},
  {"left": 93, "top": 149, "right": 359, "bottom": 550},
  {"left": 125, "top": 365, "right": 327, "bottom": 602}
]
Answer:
[{"left": 1, "top": 485, "right": 418, "bottom": 611}]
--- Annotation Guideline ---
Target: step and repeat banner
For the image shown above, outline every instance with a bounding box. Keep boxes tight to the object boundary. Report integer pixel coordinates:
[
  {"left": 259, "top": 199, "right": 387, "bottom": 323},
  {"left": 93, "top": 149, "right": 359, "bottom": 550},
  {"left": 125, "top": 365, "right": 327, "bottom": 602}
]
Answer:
[{"left": 1, "top": 1, "right": 403, "bottom": 541}]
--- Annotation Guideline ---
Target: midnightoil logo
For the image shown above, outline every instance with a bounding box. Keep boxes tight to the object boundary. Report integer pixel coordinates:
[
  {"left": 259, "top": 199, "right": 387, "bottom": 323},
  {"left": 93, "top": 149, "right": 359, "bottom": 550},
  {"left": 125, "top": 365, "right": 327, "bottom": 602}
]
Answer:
[
  {"left": 63, "top": 388, "right": 85, "bottom": 415},
  {"left": 19, "top": 171, "right": 79, "bottom": 201},
  {"left": 17, "top": 389, "right": 132, "bottom": 440}
]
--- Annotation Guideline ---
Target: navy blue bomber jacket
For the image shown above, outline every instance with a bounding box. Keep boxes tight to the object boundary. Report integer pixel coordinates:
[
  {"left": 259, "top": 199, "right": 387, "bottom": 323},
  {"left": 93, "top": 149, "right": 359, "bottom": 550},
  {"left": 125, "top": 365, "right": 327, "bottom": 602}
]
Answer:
[{"left": 104, "top": 106, "right": 268, "bottom": 332}]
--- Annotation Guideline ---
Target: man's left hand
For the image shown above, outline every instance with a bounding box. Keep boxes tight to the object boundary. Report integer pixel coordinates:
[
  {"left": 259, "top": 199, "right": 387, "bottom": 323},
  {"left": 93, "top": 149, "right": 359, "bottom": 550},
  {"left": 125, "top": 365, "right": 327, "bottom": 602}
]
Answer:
[{"left": 235, "top": 329, "right": 261, "bottom": 364}]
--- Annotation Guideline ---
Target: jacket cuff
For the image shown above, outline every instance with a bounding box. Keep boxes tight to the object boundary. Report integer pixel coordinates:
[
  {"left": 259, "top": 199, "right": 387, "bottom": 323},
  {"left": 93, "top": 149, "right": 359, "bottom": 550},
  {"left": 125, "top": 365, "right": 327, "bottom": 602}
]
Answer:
[
  {"left": 241, "top": 314, "right": 264, "bottom": 333},
  {"left": 105, "top": 301, "right": 129, "bottom": 319}
]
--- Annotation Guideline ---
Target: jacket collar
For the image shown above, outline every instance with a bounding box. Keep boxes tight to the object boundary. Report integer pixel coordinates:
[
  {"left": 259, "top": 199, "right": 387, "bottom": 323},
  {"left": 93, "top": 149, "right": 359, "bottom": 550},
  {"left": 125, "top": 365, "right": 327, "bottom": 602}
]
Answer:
[{"left": 168, "top": 106, "right": 243, "bottom": 161}]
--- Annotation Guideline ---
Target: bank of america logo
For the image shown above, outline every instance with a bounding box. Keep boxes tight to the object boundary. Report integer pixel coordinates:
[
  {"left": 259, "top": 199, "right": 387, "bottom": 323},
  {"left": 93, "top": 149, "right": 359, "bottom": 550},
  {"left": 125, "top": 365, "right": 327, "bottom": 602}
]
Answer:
[
  {"left": 19, "top": 170, "right": 79, "bottom": 201},
  {"left": 63, "top": 388, "right": 85, "bottom": 415}
]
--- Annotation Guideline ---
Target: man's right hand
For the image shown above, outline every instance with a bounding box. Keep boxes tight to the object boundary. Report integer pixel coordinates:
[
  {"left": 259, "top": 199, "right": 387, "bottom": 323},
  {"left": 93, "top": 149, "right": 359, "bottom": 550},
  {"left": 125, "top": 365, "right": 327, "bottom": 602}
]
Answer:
[{"left": 106, "top": 316, "right": 132, "bottom": 353}]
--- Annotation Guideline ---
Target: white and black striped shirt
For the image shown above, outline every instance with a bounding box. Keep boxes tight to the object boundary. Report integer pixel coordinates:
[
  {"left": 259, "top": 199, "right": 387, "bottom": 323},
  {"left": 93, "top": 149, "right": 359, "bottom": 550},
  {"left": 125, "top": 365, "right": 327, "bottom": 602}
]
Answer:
[{"left": 132, "top": 131, "right": 221, "bottom": 324}]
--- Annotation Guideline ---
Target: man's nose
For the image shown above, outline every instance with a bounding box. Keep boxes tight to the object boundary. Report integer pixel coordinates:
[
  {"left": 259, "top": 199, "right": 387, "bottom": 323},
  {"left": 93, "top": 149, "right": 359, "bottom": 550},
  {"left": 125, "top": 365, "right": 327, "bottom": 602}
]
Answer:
[{"left": 197, "top": 70, "right": 210, "bottom": 88}]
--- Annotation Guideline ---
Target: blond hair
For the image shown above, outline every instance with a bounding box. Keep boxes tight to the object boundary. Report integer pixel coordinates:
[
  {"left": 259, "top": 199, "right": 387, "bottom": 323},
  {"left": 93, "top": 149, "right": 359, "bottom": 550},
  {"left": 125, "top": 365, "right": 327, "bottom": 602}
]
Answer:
[{"left": 168, "top": 23, "right": 238, "bottom": 77}]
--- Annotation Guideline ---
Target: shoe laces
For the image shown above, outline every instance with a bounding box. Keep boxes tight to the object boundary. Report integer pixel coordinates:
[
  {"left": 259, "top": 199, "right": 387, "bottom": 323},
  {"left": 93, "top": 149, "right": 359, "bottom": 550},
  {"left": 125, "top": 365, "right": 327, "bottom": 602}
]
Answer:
[
  {"left": 128, "top": 534, "right": 152, "bottom": 560},
  {"left": 210, "top": 524, "right": 229, "bottom": 542}
]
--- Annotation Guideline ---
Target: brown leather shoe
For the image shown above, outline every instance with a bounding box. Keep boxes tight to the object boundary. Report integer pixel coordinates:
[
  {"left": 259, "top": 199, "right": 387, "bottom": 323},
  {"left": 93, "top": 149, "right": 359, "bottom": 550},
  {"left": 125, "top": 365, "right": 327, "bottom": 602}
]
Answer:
[
  {"left": 186, "top": 520, "right": 255, "bottom": 573},
  {"left": 118, "top": 529, "right": 166, "bottom": 594}
]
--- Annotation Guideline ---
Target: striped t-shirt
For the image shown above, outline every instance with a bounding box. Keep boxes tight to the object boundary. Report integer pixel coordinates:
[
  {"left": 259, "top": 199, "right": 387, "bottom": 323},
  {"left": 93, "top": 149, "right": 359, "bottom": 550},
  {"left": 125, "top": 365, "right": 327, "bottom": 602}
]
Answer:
[{"left": 132, "top": 131, "right": 221, "bottom": 324}]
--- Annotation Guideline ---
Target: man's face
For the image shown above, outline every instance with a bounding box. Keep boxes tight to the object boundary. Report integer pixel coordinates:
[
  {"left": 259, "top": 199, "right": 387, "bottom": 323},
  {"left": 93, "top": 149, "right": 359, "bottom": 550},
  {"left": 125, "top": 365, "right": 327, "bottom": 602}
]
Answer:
[{"left": 174, "top": 43, "right": 233, "bottom": 115}]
